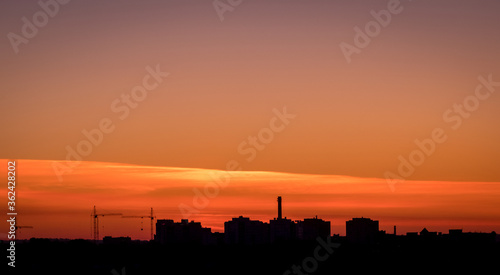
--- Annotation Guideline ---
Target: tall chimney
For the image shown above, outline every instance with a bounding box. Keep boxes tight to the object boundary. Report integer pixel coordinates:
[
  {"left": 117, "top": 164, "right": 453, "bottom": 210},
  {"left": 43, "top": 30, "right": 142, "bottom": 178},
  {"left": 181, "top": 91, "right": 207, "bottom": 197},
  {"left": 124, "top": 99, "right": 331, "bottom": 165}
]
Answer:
[
  {"left": 277, "top": 196, "right": 282, "bottom": 220},
  {"left": 394, "top": 225, "right": 397, "bottom": 235}
]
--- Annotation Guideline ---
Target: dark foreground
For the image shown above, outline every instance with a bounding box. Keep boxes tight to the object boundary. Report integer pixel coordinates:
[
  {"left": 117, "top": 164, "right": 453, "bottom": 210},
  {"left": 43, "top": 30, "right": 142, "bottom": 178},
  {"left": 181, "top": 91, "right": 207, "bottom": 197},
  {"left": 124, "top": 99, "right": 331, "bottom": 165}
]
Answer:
[{"left": 2, "top": 235, "right": 499, "bottom": 274}]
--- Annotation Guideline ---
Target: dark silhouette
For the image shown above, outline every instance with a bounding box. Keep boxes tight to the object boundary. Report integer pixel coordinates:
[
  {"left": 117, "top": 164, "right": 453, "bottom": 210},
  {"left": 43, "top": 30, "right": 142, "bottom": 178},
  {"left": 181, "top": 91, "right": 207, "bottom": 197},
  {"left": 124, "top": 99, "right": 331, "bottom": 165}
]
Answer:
[
  {"left": 2, "top": 197, "right": 498, "bottom": 274},
  {"left": 224, "top": 216, "right": 269, "bottom": 245},
  {"left": 346, "top": 217, "right": 379, "bottom": 244},
  {"left": 278, "top": 195, "right": 283, "bottom": 219},
  {"left": 156, "top": 196, "right": 331, "bottom": 245},
  {"left": 155, "top": 219, "right": 213, "bottom": 245}
]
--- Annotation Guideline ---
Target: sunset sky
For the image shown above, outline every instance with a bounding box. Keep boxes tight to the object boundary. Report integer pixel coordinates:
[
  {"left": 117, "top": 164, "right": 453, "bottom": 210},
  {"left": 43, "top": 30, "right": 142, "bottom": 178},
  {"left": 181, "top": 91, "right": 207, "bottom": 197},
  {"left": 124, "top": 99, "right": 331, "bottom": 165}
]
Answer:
[
  {"left": 2, "top": 159, "right": 500, "bottom": 240},
  {"left": 1, "top": 0, "right": 500, "bottom": 240}
]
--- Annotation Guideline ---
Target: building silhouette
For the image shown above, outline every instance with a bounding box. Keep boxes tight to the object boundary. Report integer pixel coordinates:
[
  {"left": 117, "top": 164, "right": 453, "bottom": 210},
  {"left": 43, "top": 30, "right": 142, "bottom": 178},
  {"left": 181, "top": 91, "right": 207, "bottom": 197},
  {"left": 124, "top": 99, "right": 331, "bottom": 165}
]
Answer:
[
  {"left": 224, "top": 216, "right": 269, "bottom": 245},
  {"left": 419, "top": 227, "right": 439, "bottom": 240},
  {"left": 269, "top": 196, "right": 294, "bottom": 242},
  {"left": 102, "top": 236, "right": 131, "bottom": 245},
  {"left": 152, "top": 197, "right": 497, "bottom": 248},
  {"left": 223, "top": 197, "right": 331, "bottom": 244},
  {"left": 155, "top": 219, "right": 212, "bottom": 245},
  {"left": 155, "top": 196, "right": 332, "bottom": 245},
  {"left": 269, "top": 217, "right": 295, "bottom": 242},
  {"left": 346, "top": 217, "right": 379, "bottom": 244},
  {"left": 296, "top": 216, "right": 331, "bottom": 241}
]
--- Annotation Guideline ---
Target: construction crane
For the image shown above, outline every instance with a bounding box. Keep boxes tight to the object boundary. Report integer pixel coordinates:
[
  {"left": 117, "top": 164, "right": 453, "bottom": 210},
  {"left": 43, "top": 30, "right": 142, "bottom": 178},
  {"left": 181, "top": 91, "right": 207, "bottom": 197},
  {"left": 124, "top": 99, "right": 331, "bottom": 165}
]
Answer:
[
  {"left": 122, "top": 207, "right": 155, "bottom": 240},
  {"left": 92, "top": 206, "right": 122, "bottom": 241}
]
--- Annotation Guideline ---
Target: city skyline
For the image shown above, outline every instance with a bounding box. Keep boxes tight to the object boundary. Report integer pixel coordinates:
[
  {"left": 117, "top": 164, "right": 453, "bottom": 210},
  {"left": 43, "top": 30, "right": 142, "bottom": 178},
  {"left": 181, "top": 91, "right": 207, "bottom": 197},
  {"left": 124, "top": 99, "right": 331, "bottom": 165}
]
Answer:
[
  {"left": 2, "top": 159, "right": 499, "bottom": 241},
  {"left": 1, "top": 2, "right": 500, "bottom": 272}
]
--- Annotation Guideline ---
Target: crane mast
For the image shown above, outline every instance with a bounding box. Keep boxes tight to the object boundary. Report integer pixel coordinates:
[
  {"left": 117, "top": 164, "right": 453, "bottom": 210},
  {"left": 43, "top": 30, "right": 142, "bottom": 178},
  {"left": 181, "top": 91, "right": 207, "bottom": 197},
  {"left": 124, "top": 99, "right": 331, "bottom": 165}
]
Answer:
[{"left": 92, "top": 205, "right": 122, "bottom": 241}]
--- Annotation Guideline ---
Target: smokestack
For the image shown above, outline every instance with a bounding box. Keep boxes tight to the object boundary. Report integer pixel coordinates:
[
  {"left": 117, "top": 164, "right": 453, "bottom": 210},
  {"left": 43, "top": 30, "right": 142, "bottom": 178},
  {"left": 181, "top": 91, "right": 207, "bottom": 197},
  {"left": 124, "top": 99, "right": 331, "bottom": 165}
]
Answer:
[
  {"left": 277, "top": 196, "right": 282, "bottom": 220},
  {"left": 394, "top": 225, "right": 397, "bottom": 235}
]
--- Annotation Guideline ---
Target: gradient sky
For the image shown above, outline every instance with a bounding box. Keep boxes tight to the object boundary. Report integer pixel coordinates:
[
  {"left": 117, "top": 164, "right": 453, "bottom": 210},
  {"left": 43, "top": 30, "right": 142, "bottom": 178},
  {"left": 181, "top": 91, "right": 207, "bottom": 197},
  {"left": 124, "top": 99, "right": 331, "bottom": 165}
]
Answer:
[
  {"left": 1, "top": 1, "right": 500, "bottom": 239},
  {"left": 1, "top": 0, "right": 499, "bottom": 181}
]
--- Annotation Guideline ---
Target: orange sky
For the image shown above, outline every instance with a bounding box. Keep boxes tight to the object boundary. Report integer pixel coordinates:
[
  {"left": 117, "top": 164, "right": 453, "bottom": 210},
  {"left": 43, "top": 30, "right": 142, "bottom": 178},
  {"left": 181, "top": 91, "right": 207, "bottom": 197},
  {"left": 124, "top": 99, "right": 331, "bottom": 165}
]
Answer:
[
  {"left": 1, "top": 1, "right": 500, "bottom": 241},
  {"left": 1, "top": 0, "right": 500, "bottom": 182},
  {"left": 1, "top": 159, "right": 499, "bottom": 240}
]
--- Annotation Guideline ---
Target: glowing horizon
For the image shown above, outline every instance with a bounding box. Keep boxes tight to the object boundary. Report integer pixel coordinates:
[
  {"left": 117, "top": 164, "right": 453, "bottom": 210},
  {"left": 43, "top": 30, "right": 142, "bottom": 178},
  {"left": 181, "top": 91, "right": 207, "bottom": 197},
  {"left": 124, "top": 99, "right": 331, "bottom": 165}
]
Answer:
[{"left": 2, "top": 159, "right": 499, "bottom": 241}]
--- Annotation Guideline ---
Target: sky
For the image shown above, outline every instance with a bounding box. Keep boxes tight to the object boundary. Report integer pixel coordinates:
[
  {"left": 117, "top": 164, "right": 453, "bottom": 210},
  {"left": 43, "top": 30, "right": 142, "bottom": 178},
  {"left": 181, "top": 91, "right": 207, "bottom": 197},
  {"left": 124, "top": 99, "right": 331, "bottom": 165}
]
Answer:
[
  {"left": 2, "top": 159, "right": 500, "bottom": 240},
  {"left": 1, "top": 0, "right": 500, "bottom": 239}
]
